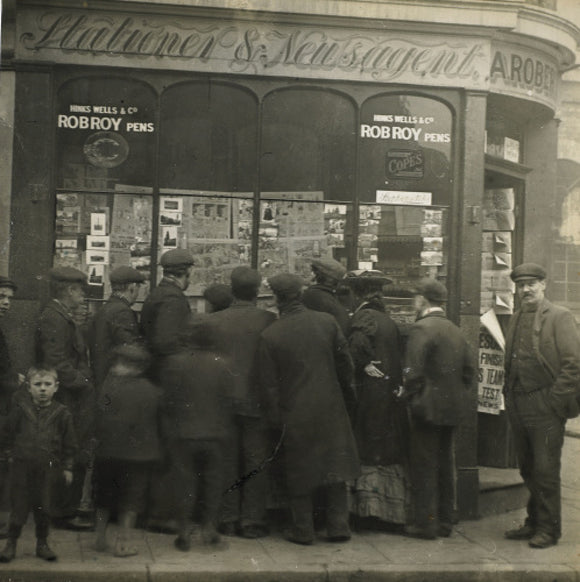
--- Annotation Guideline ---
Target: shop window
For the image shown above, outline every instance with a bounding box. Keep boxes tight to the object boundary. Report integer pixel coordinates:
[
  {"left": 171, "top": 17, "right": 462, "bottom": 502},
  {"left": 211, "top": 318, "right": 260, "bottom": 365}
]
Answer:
[
  {"left": 258, "top": 89, "right": 356, "bottom": 281},
  {"left": 55, "top": 77, "right": 157, "bottom": 300},
  {"left": 159, "top": 82, "right": 258, "bottom": 191}
]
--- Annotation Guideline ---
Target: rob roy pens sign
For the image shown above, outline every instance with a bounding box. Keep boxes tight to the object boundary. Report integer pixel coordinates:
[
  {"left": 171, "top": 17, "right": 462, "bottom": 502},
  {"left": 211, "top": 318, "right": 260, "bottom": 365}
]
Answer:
[{"left": 17, "top": 10, "right": 489, "bottom": 88}]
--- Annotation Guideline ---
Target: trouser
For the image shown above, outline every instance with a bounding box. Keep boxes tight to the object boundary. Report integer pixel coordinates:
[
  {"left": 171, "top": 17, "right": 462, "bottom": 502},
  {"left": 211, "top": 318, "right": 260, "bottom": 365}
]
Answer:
[
  {"left": 52, "top": 461, "right": 89, "bottom": 519},
  {"left": 409, "top": 418, "right": 456, "bottom": 535},
  {"left": 289, "top": 482, "right": 350, "bottom": 540},
  {"left": 94, "top": 459, "right": 152, "bottom": 514},
  {"left": 8, "top": 459, "right": 57, "bottom": 539},
  {"left": 506, "top": 389, "right": 566, "bottom": 540},
  {"left": 172, "top": 439, "right": 224, "bottom": 532},
  {"left": 220, "top": 416, "right": 269, "bottom": 528}
]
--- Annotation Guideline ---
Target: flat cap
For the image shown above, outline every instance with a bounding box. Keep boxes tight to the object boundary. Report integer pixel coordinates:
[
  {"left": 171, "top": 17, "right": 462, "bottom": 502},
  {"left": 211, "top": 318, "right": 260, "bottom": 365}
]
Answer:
[
  {"left": 312, "top": 258, "right": 346, "bottom": 281},
  {"left": 112, "top": 343, "right": 150, "bottom": 365},
  {"left": 49, "top": 267, "right": 87, "bottom": 283},
  {"left": 510, "top": 262, "right": 546, "bottom": 282},
  {"left": 109, "top": 266, "right": 145, "bottom": 285},
  {"left": 231, "top": 266, "right": 261, "bottom": 289},
  {"left": 414, "top": 277, "right": 448, "bottom": 303},
  {"left": 159, "top": 249, "right": 194, "bottom": 268},
  {"left": 268, "top": 273, "right": 304, "bottom": 295},
  {"left": 0, "top": 276, "right": 16, "bottom": 290},
  {"left": 345, "top": 269, "right": 393, "bottom": 285},
  {"left": 203, "top": 283, "right": 234, "bottom": 311}
]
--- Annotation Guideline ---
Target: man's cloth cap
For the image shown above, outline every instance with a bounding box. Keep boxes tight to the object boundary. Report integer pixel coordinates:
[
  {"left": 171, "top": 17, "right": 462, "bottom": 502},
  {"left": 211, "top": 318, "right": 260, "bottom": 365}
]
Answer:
[
  {"left": 345, "top": 269, "right": 392, "bottom": 285},
  {"left": 159, "top": 249, "right": 194, "bottom": 267},
  {"left": 49, "top": 267, "right": 87, "bottom": 283},
  {"left": 109, "top": 266, "right": 145, "bottom": 285},
  {"left": 415, "top": 277, "right": 448, "bottom": 302},
  {"left": 268, "top": 273, "right": 304, "bottom": 295},
  {"left": 510, "top": 263, "right": 547, "bottom": 282},
  {"left": 231, "top": 266, "right": 261, "bottom": 289},
  {"left": 0, "top": 276, "right": 16, "bottom": 290},
  {"left": 311, "top": 259, "right": 346, "bottom": 281},
  {"left": 203, "top": 283, "right": 234, "bottom": 310}
]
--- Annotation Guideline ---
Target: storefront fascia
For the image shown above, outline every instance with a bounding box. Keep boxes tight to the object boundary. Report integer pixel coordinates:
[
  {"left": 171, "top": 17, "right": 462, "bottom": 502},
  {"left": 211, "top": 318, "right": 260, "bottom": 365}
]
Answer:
[{"left": 3, "top": 4, "right": 576, "bottom": 517}]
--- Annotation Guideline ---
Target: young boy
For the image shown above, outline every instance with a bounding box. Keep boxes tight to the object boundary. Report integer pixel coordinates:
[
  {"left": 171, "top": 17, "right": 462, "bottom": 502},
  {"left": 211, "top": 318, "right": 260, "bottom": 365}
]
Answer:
[
  {"left": 93, "top": 344, "right": 162, "bottom": 557},
  {"left": 0, "top": 366, "right": 77, "bottom": 563}
]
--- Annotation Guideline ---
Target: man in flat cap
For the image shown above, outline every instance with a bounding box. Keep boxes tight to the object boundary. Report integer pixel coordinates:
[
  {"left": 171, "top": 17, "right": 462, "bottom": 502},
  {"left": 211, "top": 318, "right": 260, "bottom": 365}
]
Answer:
[
  {"left": 205, "top": 266, "right": 276, "bottom": 539},
  {"left": 259, "top": 273, "right": 359, "bottom": 545},
  {"left": 302, "top": 258, "right": 350, "bottom": 336},
  {"left": 89, "top": 266, "right": 146, "bottom": 390},
  {"left": 503, "top": 263, "right": 580, "bottom": 549},
  {"left": 403, "top": 278, "right": 475, "bottom": 540},
  {"left": 0, "top": 276, "right": 18, "bottom": 536},
  {"left": 140, "top": 249, "right": 194, "bottom": 531},
  {"left": 36, "top": 267, "right": 94, "bottom": 530},
  {"left": 203, "top": 283, "right": 234, "bottom": 313}
]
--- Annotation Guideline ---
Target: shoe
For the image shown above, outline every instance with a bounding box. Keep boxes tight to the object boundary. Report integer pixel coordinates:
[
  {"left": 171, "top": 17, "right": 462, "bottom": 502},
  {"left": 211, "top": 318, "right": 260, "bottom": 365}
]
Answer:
[
  {"left": 528, "top": 532, "right": 557, "bottom": 549},
  {"left": 0, "top": 539, "right": 16, "bottom": 563},
  {"left": 217, "top": 522, "right": 238, "bottom": 537},
  {"left": 239, "top": 525, "right": 269, "bottom": 539},
  {"left": 327, "top": 534, "right": 351, "bottom": 543},
  {"left": 504, "top": 524, "right": 535, "bottom": 540},
  {"left": 65, "top": 516, "right": 95, "bottom": 531},
  {"left": 201, "top": 525, "right": 221, "bottom": 545},
  {"left": 174, "top": 535, "right": 191, "bottom": 552},
  {"left": 403, "top": 525, "right": 437, "bottom": 540},
  {"left": 36, "top": 540, "right": 57, "bottom": 561},
  {"left": 285, "top": 533, "right": 314, "bottom": 546}
]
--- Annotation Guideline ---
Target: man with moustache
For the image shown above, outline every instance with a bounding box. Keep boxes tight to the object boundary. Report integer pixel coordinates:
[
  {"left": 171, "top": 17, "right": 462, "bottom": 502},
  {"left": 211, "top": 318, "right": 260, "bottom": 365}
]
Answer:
[{"left": 503, "top": 263, "right": 580, "bottom": 549}]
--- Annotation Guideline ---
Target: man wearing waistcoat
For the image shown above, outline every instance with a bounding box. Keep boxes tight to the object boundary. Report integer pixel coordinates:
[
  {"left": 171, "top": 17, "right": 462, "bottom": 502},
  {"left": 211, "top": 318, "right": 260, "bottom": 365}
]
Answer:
[{"left": 504, "top": 263, "right": 580, "bottom": 549}]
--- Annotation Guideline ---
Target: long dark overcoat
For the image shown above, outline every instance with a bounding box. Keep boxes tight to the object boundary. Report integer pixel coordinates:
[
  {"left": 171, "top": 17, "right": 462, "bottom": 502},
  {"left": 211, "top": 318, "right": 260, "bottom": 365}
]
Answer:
[
  {"left": 89, "top": 295, "right": 142, "bottom": 389},
  {"left": 206, "top": 301, "right": 276, "bottom": 416},
  {"left": 404, "top": 311, "right": 475, "bottom": 426},
  {"left": 37, "top": 300, "right": 95, "bottom": 448},
  {"left": 140, "top": 278, "right": 191, "bottom": 360},
  {"left": 349, "top": 305, "right": 407, "bottom": 465},
  {"left": 259, "top": 303, "right": 360, "bottom": 495}
]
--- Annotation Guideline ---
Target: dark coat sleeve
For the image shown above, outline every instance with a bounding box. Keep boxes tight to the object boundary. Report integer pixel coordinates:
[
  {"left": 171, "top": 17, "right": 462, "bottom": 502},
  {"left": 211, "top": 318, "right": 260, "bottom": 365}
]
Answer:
[
  {"left": 38, "top": 310, "right": 91, "bottom": 391},
  {"left": 349, "top": 310, "right": 378, "bottom": 371},
  {"left": 150, "top": 296, "right": 191, "bottom": 356},
  {"left": 403, "top": 324, "right": 429, "bottom": 398},
  {"left": 258, "top": 338, "right": 281, "bottom": 427},
  {"left": 333, "top": 320, "right": 357, "bottom": 419},
  {"left": 60, "top": 408, "right": 78, "bottom": 471},
  {"left": 0, "top": 329, "right": 17, "bottom": 415}
]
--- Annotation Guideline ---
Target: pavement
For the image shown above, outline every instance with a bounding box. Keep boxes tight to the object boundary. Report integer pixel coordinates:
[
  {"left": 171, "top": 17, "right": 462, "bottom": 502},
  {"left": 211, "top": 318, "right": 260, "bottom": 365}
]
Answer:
[{"left": 0, "top": 435, "right": 579, "bottom": 582}]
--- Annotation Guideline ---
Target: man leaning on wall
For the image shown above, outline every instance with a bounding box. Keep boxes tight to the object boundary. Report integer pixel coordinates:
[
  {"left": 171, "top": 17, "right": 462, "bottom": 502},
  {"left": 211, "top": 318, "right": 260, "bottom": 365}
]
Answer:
[{"left": 503, "top": 263, "right": 580, "bottom": 549}]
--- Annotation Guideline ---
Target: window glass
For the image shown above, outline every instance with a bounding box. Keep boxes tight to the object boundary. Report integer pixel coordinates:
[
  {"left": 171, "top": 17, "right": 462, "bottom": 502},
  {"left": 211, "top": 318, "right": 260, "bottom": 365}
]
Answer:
[
  {"left": 158, "top": 190, "right": 254, "bottom": 296},
  {"left": 159, "top": 82, "right": 258, "bottom": 191}
]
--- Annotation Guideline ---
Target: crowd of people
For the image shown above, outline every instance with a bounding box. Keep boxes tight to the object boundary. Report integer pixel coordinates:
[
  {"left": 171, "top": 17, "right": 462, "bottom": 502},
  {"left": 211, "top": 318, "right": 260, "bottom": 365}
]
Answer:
[{"left": 0, "top": 252, "right": 577, "bottom": 563}]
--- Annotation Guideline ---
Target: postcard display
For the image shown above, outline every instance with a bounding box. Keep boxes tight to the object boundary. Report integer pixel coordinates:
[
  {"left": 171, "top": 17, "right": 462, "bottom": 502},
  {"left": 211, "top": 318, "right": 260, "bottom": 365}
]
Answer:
[
  {"left": 55, "top": 185, "right": 153, "bottom": 301},
  {"left": 477, "top": 188, "right": 516, "bottom": 415}
]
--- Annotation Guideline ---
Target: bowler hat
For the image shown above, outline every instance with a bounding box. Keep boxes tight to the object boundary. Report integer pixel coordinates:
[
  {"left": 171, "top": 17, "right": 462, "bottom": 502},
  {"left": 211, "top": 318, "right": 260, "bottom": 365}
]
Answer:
[
  {"left": 0, "top": 276, "right": 16, "bottom": 290},
  {"left": 312, "top": 259, "right": 346, "bottom": 281},
  {"left": 414, "top": 277, "right": 448, "bottom": 303},
  {"left": 49, "top": 267, "right": 87, "bottom": 283},
  {"left": 203, "top": 283, "right": 234, "bottom": 311},
  {"left": 159, "top": 249, "right": 194, "bottom": 268},
  {"left": 510, "top": 263, "right": 546, "bottom": 282},
  {"left": 268, "top": 273, "right": 304, "bottom": 295},
  {"left": 231, "top": 266, "right": 261, "bottom": 289},
  {"left": 109, "top": 266, "right": 145, "bottom": 285}
]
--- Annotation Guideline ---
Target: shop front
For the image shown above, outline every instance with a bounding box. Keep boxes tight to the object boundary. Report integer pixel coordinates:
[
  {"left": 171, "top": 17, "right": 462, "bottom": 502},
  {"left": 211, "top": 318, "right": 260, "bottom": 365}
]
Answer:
[{"left": 2, "top": 1, "right": 578, "bottom": 517}]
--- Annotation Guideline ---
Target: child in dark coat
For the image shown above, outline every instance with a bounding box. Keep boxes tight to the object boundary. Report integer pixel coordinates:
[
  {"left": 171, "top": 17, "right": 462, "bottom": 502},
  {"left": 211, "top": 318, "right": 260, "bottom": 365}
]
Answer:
[
  {"left": 0, "top": 366, "right": 77, "bottom": 563},
  {"left": 162, "top": 317, "right": 232, "bottom": 551},
  {"left": 93, "top": 344, "right": 162, "bottom": 557}
]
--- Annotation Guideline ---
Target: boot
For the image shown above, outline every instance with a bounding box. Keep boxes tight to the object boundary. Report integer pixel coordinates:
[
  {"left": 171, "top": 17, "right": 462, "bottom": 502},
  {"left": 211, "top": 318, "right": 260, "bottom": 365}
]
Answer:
[
  {"left": 0, "top": 538, "right": 16, "bottom": 563},
  {"left": 114, "top": 511, "right": 138, "bottom": 558},
  {"left": 36, "top": 539, "right": 57, "bottom": 561}
]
